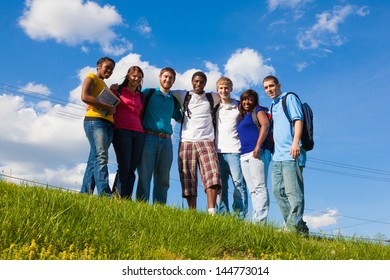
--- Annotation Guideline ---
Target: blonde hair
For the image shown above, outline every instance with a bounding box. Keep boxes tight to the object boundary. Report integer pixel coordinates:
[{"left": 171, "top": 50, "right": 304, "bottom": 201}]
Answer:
[{"left": 216, "top": 77, "right": 233, "bottom": 89}]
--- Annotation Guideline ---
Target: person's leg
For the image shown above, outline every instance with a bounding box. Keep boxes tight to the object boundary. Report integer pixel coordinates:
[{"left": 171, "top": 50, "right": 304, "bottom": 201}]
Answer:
[
  {"left": 226, "top": 153, "right": 248, "bottom": 219},
  {"left": 81, "top": 121, "right": 96, "bottom": 194},
  {"left": 247, "top": 149, "right": 271, "bottom": 223},
  {"left": 81, "top": 150, "right": 95, "bottom": 194},
  {"left": 129, "top": 131, "right": 145, "bottom": 196},
  {"left": 136, "top": 134, "right": 157, "bottom": 202},
  {"left": 216, "top": 153, "right": 230, "bottom": 215},
  {"left": 153, "top": 137, "right": 173, "bottom": 204},
  {"left": 179, "top": 142, "right": 198, "bottom": 208},
  {"left": 282, "top": 160, "right": 308, "bottom": 233},
  {"left": 272, "top": 161, "right": 290, "bottom": 225},
  {"left": 112, "top": 129, "right": 133, "bottom": 198},
  {"left": 83, "top": 119, "right": 113, "bottom": 196},
  {"left": 197, "top": 141, "right": 221, "bottom": 212}
]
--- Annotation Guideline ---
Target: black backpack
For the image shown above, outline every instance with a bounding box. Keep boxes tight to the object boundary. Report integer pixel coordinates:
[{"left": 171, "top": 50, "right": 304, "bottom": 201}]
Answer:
[
  {"left": 251, "top": 106, "right": 275, "bottom": 153},
  {"left": 182, "top": 91, "right": 218, "bottom": 132},
  {"left": 280, "top": 92, "right": 314, "bottom": 151}
]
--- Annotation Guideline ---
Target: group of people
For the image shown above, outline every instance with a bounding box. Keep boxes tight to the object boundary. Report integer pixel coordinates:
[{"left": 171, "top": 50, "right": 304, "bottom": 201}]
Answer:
[{"left": 79, "top": 56, "right": 309, "bottom": 235}]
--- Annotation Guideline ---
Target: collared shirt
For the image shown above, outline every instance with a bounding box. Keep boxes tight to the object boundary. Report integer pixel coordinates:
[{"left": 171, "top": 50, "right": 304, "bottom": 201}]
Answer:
[
  {"left": 141, "top": 87, "right": 182, "bottom": 135},
  {"left": 215, "top": 99, "right": 241, "bottom": 153},
  {"left": 114, "top": 87, "right": 144, "bottom": 132}
]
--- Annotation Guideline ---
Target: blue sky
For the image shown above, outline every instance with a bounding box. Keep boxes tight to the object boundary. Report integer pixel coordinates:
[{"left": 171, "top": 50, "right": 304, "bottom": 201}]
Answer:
[{"left": 1, "top": 0, "right": 389, "bottom": 240}]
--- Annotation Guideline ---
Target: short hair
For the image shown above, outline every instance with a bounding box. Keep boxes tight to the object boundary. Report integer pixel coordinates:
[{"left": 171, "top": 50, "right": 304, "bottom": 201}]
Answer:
[
  {"left": 96, "top": 57, "right": 115, "bottom": 67},
  {"left": 216, "top": 77, "right": 233, "bottom": 89},
  {"left": 262, "top": 75, "right": 279, "bottom": 85},
  {"left": 192, "top": 71, "right": 207, "bottom": 82},
  {"left": 160, "top": 67, "right": 176, "bottom": 79}
]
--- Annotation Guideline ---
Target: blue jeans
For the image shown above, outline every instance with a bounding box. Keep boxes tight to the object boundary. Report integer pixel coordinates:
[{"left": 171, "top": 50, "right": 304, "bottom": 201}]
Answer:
[
  {"left": 216, "top": 153, "right": 248, "bottom": 219},
  {"left": 112, "top": 129, "right": 145, "bottom": 199},
  {"left": 240, "top": 149, "right": 271, "bottom": 223},
  {"left": 81, "top": 119, "right": 113, "bottom": 196},
  {"left": 136, "top": 134, "right": 172, "bottom": 204},
  {"left": 272, "top": 160, "right": 308, "bottom": 233}
]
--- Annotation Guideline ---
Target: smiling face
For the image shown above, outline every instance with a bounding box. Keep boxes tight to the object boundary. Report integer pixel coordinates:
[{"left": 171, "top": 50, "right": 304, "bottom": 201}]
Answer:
[
  {"left": 217, "top": 83, "right": 231, "bottom": 103},
  {"left": 159, "top": 70, "right": 176, "bottom": 91},
  {"left": 127, "top": 69, "right": 143, "bottom": 90},
  {"left": 192, "top": 75, "right": 207, "bottom": 94},
  {"left": 97, "top": 60, "right": 115, "bottom": 80},
  {"left": 263, "top": 78, "right": 281, "bottom": 100},
  {"left": 241, "top": 95, "right": 256, "bottom": 112}
]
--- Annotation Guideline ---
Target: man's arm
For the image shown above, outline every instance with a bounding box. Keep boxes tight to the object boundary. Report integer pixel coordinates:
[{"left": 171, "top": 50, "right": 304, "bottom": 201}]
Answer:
[{"left": 291, "top": 119, "right": 303, "bottom": 159}]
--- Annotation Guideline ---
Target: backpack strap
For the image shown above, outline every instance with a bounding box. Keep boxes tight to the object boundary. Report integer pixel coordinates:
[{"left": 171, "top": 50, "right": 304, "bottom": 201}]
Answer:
[
  {"left": 282, "top": 92, "right": 301, "bottom": 125},
  {"left": 182, "top": 91, "right": 192, "bottom": 118},
  {"left": 140, "top": 88, "right": 156, "bottom": 119},
  {"left": 205, "top": 92, "right": 214, "bottom": 110}
]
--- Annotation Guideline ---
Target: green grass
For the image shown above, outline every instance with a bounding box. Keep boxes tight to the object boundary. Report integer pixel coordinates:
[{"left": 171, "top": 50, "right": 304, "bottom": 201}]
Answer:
[{"left": 1, "top": 181, "right": 389, "bottom": 260}]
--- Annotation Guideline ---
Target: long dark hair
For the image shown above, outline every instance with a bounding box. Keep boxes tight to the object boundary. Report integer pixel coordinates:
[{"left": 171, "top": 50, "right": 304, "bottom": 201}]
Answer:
[
  {"left": 120, "top": 66, "right": 144, "bottom": 92},
  {"left": 239, "top": 89, "right": 259, "bottom": 119}
]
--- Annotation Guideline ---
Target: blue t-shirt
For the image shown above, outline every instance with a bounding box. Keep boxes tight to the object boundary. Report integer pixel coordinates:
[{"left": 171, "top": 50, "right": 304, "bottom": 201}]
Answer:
[
  {"left": 272, "top": 92, "right": 306, "bottom": 165},
  {"left": 141, "top": 88, "right": 182, "bottom": 135},
  {"left": 237, "top": 106, "right": 266, "bottom": 154}
]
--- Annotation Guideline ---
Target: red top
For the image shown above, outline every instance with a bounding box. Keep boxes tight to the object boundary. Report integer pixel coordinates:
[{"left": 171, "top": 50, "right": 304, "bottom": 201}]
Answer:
[{"left": 113, "top": 87, "right": 144, "bottom": 132}]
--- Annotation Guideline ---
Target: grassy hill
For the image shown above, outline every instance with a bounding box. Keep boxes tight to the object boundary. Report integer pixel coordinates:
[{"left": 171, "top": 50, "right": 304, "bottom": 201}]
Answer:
[{"left": 1, "top": 181, "right": 389, "bottom": 260}]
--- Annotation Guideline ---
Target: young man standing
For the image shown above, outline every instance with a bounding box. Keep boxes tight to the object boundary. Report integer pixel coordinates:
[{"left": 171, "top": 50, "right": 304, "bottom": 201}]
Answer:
[
  {"left": 136, "top": 67, "right": 182, "bottom": 204},
  {"left": 215, "top": 77, "right": 248, "bottom": 219},
  {"left": 262, "top": 75, "right": 309, "bottom": 234},
  {"left": 174, "top": 71, "right": 221, "bottom": 214}
]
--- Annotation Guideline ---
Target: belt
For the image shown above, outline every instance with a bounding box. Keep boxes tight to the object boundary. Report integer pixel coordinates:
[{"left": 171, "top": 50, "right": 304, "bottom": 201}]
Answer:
[{"left": 145, "top": 130, "right": 171, "bottom": 139}]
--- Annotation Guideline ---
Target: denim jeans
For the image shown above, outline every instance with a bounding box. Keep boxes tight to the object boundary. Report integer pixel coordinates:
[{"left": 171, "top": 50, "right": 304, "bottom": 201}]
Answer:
[
  {"left": 216, "top": 153, "right": 248, "bottom": 219},
  {"left": 136, "top": 134, "right": 173, "bottom": 204},
  {"left": 240, "top": 149, "right": 271, "bottom": 223},
  {"left": 112, "top": 129, "right": 145, "bottom": 199},
  {"left": 272, "top": 160, "right": 308, "bottom": 233},
  {"left": 81, "top": 119, "right": 113, "bottom": 196}
]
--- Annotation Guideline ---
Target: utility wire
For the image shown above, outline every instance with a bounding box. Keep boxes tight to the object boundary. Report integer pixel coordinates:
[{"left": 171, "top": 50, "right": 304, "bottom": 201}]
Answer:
[{"left": 308, "top": 157, "right": 390, "bottom": 176}]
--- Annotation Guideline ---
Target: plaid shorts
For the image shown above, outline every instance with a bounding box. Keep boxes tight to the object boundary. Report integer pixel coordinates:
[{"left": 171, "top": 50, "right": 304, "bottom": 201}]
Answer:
[{"left": 178, "top": 141, "right": 221, "bottom": 197}]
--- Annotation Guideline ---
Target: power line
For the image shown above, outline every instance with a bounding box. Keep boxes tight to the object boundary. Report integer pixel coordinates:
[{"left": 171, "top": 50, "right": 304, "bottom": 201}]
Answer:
[
  {"left": 305, "top": 167, "right": 390, "bottom": 183},
  {"left": 308, "top": 157, "right": 390, "bottom": 176},
  {"left": 0, "top": 82, "right": 85, "bottom": 111}
]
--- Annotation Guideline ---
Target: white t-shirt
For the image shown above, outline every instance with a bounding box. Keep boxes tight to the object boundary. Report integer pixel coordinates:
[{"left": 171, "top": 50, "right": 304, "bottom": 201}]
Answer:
[
  {"left": 175, "top": 91, "right": 220, "bottom": 142},
  {"left": 215, "top": 99, "right": 241, "bottom": 153}
]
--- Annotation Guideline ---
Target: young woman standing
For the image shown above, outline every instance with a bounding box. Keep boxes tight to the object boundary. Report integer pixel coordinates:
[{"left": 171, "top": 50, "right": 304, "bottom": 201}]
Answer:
[
  {"left": 80, "top": 57, "right": 116, "bottom": 196},
  {"left": 237, "top": 89, "right": 272, "bottom": 223},
  {"left": 112, "top": 66, "right": 145, "bottom": 199}
]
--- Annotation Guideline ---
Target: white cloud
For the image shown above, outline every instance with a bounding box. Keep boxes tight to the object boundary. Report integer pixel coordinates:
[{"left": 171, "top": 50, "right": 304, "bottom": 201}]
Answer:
[
  {"left": 224, "top": 48, "right": 275, "bottom": 92},
  {"left": 18, "top": 0, "right": 132, "bottom": 56},
  {"left": 304, "top": 209, "right": 339, "bottom": 229},
  {"left": 297, "top": 5, "right": 369, "bottom": 50},
  {"left": 21, "top": 82, "right": 51, "bottom": 96},
  {"left": 267, "top": 0, "right": 311, "bottom": 11},
  {"left": 135, "top": 17, "right": 152, "bottom": 37},
  {"left": 267, "top": 0, "right": 312, "bottom": 19},
  {"left": 295, "top": 61, "right": 309, "bottom": 72}
]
